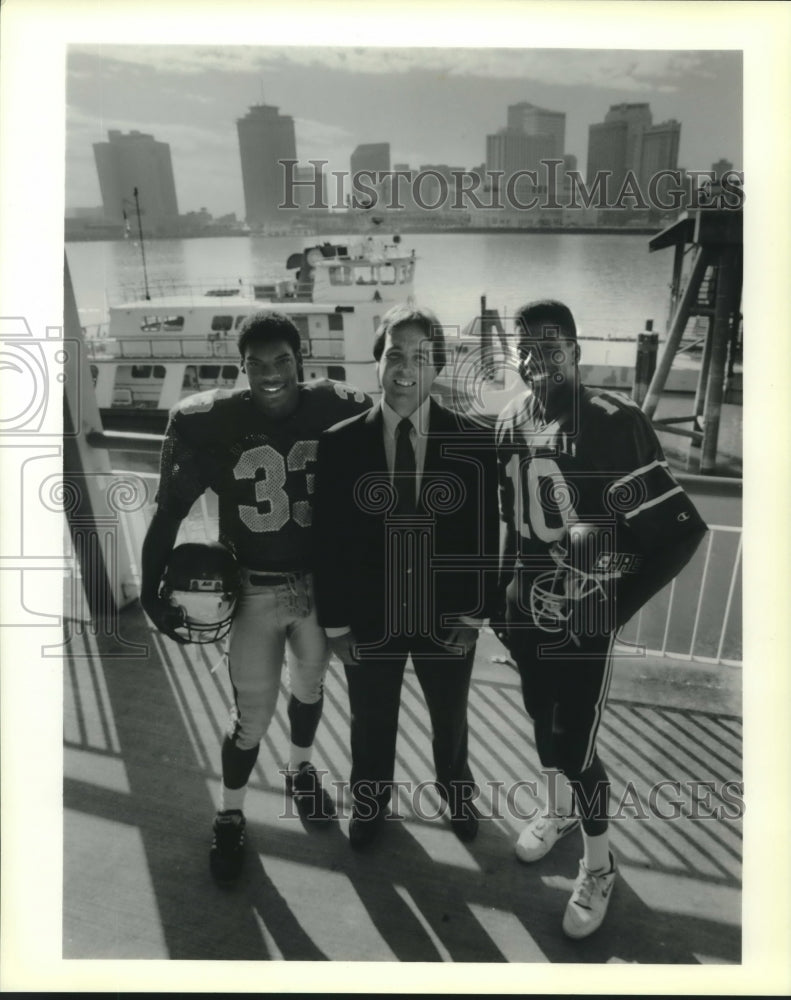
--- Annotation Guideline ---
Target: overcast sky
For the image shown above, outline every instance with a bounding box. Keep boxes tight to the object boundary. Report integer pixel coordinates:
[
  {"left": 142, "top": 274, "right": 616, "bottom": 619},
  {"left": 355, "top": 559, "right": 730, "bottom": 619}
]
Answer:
[{"left": 67, "top": 45, "right": 742, "bottom": 217}]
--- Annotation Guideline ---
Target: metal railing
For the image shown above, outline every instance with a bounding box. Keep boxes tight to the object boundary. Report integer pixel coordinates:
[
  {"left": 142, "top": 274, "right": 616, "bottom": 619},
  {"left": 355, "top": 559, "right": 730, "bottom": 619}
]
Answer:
[{"left": 86, "top": 431, "right": 742, "bottom": 667}]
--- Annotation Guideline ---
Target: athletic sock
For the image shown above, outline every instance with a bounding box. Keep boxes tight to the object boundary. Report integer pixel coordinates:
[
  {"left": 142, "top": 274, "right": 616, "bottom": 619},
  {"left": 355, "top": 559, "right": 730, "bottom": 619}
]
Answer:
[
  {"left": 288, "top": 742, "right": 312, "bottom": 773},
  {"left": 546, "top": 768, "right": 574, "bottom": 818},
  {"left": 582, "top": 829, "right": 611, "bottom": 873},
  {"left": 220, "top": 784, "right": 247, "bottom": 813}
]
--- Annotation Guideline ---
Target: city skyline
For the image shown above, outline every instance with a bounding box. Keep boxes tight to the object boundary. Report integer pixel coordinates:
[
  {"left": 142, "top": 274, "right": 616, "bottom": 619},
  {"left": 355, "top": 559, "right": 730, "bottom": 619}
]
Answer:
[{"left": 66, "top": 46, "right": 742, "bottom": 218}]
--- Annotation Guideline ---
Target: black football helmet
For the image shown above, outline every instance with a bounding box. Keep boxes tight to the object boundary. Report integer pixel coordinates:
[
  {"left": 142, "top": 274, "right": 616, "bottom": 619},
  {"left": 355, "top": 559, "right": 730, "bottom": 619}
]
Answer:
[
  {"left": 530, "top": 522, "right": 643, "bottom": 633},
  {"left": 160, "top": 541, "right": 242, "bottom": 643}
]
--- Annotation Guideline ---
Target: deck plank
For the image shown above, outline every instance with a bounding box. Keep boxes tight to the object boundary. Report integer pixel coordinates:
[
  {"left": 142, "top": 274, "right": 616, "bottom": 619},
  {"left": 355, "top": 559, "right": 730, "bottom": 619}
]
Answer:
[{"left": 63, "top": 606, "right": 742, "bottom": 964}]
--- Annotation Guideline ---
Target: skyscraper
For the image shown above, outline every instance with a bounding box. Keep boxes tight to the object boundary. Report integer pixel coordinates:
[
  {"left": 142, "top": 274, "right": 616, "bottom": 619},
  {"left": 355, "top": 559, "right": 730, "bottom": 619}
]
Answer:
[
  {"left": 487, "top": 102, "right": 566, "bottom": 210},
  {"left": 586, "top": 119, "right": 630, "bottom": 191},
  {"left": 587, "top": 104, "right": 680, "bottom": 203},
  {"left": 350, "top": 143, "right": 391, "bottom": 177},
  {"left": 638, "top": 120, "right": 681, "bottom": 190},
  {"left": 604, "top": 103, "right": 653, "bottom": 175},
  {"left": 507, "top": 101, "right": 566, "bottom": 158},
  {"left": 486, "top": 129, "right": 558, "bottom": 176},
  {"left": 236, "top": 104, "right": 297, "bottom": 230},
  {"left": 93, "top": 130, "right": 179, "bottom": 232}
]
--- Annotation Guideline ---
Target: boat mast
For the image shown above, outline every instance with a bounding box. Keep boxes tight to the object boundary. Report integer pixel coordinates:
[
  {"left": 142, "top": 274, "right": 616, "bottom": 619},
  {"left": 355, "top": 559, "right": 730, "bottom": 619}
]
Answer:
[{"left": 133, "top": 186, "right": 151, "bottom": 301}]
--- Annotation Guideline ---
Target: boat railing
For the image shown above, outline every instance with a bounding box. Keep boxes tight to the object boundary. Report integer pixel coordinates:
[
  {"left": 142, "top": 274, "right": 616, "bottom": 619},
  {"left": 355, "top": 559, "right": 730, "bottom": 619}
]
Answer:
[
  {"left": 85, "top": 334, "right": 241, "bottom": 361},
  {"left": 109, "top": 276, "right": 289, "bottom": 305},
  {"left": 82, "top": 431, "right": 742, "bottom": 668}
]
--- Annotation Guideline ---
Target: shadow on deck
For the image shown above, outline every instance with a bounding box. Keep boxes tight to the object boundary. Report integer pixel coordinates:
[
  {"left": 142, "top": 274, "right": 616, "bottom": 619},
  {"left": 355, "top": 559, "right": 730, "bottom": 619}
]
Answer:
[{"left": 63, "top": 604, "right": 742, "bottom": 965}]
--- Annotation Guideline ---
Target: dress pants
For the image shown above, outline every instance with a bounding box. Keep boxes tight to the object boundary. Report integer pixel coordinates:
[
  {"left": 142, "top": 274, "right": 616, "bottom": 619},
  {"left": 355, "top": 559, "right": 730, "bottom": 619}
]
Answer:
[{"left": 343, "top": 640, "right": 477, "bottom": 817}]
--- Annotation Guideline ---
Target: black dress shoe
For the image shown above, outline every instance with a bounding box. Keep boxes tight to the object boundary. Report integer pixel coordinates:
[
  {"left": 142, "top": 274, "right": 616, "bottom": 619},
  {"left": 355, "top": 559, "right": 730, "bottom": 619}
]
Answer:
[
  {"left": 449, "top": 802, "right": 480, "bottom": 843},
  {"left": 348, "top": 808, "right": 387, "bottom": 850}
]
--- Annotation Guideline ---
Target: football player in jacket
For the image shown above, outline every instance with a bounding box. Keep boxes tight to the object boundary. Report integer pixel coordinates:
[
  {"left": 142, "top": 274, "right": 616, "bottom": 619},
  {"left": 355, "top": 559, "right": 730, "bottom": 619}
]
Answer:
[
  {"left": 141, "top": 310, "right": 372, "bottom": 882},
  {"left": 495, "top": 299, "right": 707, "bottom": 938}
]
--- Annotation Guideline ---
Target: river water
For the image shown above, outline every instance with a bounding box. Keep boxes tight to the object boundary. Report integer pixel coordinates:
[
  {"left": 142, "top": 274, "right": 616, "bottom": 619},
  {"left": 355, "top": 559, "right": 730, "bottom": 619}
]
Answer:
[{"left": 65, "top": 230, "right": 673, "bottom": 340}]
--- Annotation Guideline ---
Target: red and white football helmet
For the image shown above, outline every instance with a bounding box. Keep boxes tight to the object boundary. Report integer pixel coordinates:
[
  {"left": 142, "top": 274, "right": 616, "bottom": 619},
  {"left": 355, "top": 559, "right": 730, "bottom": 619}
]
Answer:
[
  {"left": 160, "top": 541, "right": 242, "bottom": 644},
  {"left": 530, "top": 522, "right": 643, "bottom": 634}
]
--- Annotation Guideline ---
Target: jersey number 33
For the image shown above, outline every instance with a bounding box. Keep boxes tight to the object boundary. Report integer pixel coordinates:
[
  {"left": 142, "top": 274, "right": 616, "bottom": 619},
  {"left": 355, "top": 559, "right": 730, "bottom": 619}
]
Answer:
[{"left": 233, "top": 441, "right": 317, "bottom": 533}]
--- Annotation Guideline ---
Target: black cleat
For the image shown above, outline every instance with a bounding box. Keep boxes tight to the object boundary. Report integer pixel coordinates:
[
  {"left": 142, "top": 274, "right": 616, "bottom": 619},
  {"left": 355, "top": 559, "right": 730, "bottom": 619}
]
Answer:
[
  {"left": 209, "top": 810, "right": 246, "bottom": 883},
  {"left": 285, "top": 763, "right": 336, "bottom": 826}
]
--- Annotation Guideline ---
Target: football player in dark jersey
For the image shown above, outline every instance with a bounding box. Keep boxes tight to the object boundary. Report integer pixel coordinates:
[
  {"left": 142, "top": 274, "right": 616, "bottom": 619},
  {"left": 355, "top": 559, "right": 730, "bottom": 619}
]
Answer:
[
  {"left": 495, "top": 299, "right": 707, "bottom": 938},
  {"left": 140, "top": 310, "right": 372, "bottom": 882}
]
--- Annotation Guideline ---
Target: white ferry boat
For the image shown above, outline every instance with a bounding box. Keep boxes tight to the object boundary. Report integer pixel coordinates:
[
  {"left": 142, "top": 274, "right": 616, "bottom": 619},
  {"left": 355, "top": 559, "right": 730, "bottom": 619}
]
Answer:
[{"left": 83, "top": 234, "right": 699, "bottom": 432}]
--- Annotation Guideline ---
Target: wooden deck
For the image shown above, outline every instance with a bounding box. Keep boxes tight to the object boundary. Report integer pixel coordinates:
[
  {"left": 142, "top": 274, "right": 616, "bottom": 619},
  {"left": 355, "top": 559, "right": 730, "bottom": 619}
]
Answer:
[{"left": 62, "top": 605, "right": 742, "bottom": 969}]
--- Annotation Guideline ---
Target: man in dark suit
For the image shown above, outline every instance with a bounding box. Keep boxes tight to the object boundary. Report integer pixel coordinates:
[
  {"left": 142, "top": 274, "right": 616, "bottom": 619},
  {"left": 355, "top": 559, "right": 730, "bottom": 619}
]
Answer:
[{"left": 313, "top": 304, "right": 499, "bottom": 848}]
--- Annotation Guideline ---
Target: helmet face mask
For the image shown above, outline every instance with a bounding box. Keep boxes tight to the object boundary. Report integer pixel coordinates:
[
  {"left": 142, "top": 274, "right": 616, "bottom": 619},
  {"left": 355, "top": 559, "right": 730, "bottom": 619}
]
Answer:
[
  {"left": 160, "top": 542, "right": 242, "bottom": 644},
  {"left": 530, "top": 524, "right": 642, "bottom": 635}
]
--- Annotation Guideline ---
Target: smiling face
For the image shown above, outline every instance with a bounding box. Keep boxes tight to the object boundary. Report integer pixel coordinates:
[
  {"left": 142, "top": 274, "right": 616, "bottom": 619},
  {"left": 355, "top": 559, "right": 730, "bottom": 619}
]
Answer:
[
  {"left": 242, "top": 337, "right": 300, "bottom": 418},
  {"left": 517, "top": 336, "right": 579, "bottom": 411},
  {"left": 377, "top": 322, "right": 438, "bottom": 417}
]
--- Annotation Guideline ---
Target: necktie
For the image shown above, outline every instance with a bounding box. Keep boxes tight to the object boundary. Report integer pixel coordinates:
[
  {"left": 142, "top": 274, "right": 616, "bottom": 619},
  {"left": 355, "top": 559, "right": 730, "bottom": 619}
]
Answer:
[{"left": 394, "top": 417, "right": 416, "bottom": 514}]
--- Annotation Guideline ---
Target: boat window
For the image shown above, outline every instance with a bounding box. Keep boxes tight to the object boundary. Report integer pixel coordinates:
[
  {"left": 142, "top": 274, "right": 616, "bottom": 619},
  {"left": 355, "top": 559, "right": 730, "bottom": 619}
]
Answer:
[
  {"left": 235, "top": 316, "right": 247, "bottom": 328},
  {"left": 140, "top": 315, "right": 184, "bottom": 332},
  {"left": 292, "top": 316, "right": 309, "bottom": 337},
  {"left": 131, "top": 365, "right": 152, "bottom": 379},
  {"left": 328, "top": 265, "right": 352, "bottom": 286},
  {"left": 328, "top": 313, "right": 344, "bottom": 331},
  {"left": 221, "top": 365, "right": 239, "bottom": 380},
  {"left": 199, "top": 365, "right": 221, "bottom": 379},
  {"left": 327, "top": 365, "right": 346, "bottom": 381},
  {"left": 211, "top": 316, "right": 234, "bottom": 332},
  {"left": 379, "top": 264, "right": 396, "bottom": 285},
  {"left": 182, "top": 366, "right": 199, "bottom": 390}
]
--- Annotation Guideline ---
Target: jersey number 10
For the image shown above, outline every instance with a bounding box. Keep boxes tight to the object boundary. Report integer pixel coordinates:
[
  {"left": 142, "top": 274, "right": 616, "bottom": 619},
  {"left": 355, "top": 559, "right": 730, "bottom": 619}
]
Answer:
[{"left": 505, "top": 454, "right": 578, "bottom": 543}]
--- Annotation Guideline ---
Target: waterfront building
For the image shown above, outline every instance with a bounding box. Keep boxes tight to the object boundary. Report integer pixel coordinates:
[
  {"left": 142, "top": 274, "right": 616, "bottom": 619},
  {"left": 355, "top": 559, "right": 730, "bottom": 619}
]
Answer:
[
  {"left": 236, "top": 103, "right": 297, "bottom": 230},
  {"left": 93, "top": 129, "right": 179, "bottom": 233},
  {"left": 507, "top": 101, "right": 566, "bottom": 157},
  {"left": 638, "top": 119, "right": 681, "bottom": 190},
  {"left": 711, "top": 157, "right": 735, "bottom": 179},
  {"left": 587, "top": 104, "right": 682, "bottom": 219},
  {"left": 350, "top": 142, "right": 391, "bottom": 177}
]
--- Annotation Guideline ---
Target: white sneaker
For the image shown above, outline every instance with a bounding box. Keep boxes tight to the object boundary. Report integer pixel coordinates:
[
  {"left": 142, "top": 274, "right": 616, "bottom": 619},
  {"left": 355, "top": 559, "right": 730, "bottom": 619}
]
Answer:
[
  {"left": 515, "top": 813, "right": 580, "bottom": 863},
  {"left": 562, "top": 852, "right": 617, "bottom": 939}
]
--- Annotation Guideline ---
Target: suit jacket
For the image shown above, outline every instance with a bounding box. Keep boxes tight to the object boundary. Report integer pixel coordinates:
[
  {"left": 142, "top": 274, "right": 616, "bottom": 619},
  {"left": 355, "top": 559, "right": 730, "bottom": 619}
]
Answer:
[{"left": 312, "top": 398, "right": 499, "bottom": 651}]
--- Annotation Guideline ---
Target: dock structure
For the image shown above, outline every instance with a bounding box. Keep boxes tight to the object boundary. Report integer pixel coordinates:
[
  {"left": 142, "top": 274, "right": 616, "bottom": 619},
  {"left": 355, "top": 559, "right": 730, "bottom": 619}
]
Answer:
[{"left": 641, "top": 207, "right": 743, "bottom": 475}]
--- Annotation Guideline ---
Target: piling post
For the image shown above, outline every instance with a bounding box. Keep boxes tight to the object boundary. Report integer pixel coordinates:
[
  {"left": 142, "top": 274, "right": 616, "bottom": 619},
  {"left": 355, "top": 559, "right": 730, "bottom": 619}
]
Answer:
[
  {"left": 700, "top": 246, "right": 740, "bottom": 474},
  {"left": 632, "top": 320, "right": 658, "bottom": 406}
]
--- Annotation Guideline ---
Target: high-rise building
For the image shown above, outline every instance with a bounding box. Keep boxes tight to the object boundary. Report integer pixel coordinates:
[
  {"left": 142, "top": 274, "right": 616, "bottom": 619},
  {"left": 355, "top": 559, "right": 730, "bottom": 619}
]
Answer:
[
  {"left": 93, "top": 130, "right": 179, "bottom": 232},
  {"left": 507, "top": 101, "right": 566, "bottom": 157},
  {"left": 586, "top": 119, "right": 630, "bottom": 190},
  {"left": 236, "top": 104, "right": 297, "bottom": 229},
  {"left": 486, "top": 129, "right": 557, "bottom": 201},
  {"left": 711, "top": 157, "right": 734, "bottom": 179},
  {"left": 587, "top": 104, "right": 680, "bottom": 205},
  {"left": 638, "top": 120, "right": 681, "bottom": 189},
  {"left": 350, "top": 143, "right": 391, "bottom": 177},
  {"left": 604, "top": 103, "right": 653, "bottom": 176},
  {"left": 487, "top": 102, "right": 566, "bottom": 211},
  {"left": 486, "top": 129, "right": 557, "bottom": 176}
]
